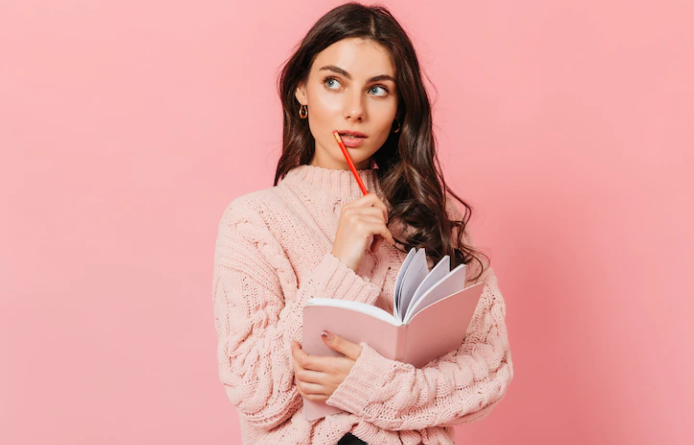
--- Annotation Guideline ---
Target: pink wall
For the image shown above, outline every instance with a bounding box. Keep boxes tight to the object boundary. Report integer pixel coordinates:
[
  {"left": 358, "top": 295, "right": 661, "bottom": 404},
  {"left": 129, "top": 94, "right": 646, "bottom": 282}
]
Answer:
[{"left": 1, "top": 0, "right": 692, "bottom": 444}]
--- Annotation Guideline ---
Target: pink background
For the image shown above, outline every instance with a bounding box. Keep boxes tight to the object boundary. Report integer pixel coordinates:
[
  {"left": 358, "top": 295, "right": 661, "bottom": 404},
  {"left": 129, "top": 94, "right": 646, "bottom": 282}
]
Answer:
[{"left": 1, "top": 1, "right": 692, "bottom": 444}]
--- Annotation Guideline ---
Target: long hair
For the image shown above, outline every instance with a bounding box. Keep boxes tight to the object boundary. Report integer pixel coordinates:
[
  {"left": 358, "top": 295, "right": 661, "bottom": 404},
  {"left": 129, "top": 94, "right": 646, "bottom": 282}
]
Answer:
[{"left": 273, "top": 2, "right": 489, "bottom": 281}]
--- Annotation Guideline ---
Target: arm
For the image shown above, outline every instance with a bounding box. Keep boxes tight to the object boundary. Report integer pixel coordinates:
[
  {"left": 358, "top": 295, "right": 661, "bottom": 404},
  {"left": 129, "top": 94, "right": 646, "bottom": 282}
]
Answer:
[
  {"left": 324, "top": 192, "right": 514, "bottom": 431},
  {"left": 325, "top": 265, "right": 513, "bottom": 430},
  {"left": 212, "top": 199, "right": 382, "bottom": 429}
]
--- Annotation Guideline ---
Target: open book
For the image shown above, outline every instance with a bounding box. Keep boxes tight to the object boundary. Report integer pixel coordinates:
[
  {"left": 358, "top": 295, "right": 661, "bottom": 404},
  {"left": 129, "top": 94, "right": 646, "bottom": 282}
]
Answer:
[{"left": 301, "top": 247, "right": 486, "bottom": 421}]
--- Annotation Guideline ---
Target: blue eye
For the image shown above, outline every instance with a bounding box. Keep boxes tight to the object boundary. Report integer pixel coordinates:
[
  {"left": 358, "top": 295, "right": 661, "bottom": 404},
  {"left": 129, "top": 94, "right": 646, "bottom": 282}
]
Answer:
[
  {"left": 324, "top": 77, "right": 341, "bottom": 89},
  {"left": 322, "top": 76, "right": 390, "bottom": 97},
  {"left": 370, "top": 85, "right": 389, "bottom": 96}
]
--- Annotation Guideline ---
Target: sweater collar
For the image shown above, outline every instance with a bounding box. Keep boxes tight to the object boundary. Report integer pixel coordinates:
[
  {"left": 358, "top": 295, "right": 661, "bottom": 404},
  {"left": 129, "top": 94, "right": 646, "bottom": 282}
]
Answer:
[{"left": 280, "top": 163, "right": 381, "bottom": 200}]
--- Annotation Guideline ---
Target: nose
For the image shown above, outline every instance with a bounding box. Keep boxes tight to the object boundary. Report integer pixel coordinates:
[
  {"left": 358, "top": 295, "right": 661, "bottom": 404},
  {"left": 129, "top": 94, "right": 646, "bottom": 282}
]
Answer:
[{"left": 344, "top": 90, "right": 365, "bottom": 121}]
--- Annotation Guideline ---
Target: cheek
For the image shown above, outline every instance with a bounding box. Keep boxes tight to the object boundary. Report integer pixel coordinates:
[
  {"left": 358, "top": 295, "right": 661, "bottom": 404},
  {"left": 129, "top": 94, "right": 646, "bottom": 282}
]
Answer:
[
  {"left": 374, "top": 98, "right": 398, "bottom": 118},
  {"left": 372, "top": 110, "right": 397, "bottom": 135},
  {"left": 310, "top": 88, "right": 343, "bottom": 114}
]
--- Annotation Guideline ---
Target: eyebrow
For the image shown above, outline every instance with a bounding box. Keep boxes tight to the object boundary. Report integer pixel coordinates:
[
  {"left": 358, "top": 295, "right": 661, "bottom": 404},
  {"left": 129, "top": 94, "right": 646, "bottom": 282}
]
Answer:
[{"left": 318, "top": 65, "right": 396, "bottom": 83}]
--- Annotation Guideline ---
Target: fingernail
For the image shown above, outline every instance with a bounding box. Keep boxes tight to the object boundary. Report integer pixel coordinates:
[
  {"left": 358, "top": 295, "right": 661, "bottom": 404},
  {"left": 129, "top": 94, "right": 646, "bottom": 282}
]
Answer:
[{"left": 321, "top": 330, "right": 333, "bottom": 341}]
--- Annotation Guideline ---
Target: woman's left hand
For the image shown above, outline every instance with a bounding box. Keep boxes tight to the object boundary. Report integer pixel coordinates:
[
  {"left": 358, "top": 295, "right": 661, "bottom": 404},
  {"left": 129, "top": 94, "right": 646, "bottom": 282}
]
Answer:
[{"left": 291, "top": 331, "right": 363, "bottom": 402}]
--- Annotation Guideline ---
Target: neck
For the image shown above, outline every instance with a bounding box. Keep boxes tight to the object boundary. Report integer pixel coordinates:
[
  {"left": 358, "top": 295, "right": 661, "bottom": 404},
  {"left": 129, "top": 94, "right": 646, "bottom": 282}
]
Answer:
[{"left": 279, "top": 163, "right": 381, "bottom": 200}]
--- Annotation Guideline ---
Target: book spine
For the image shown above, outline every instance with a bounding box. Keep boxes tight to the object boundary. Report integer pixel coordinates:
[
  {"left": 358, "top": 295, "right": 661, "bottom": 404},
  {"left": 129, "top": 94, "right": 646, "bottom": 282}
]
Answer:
[{"left": 394, "top": 325, "right": 408, "bottom": 362}]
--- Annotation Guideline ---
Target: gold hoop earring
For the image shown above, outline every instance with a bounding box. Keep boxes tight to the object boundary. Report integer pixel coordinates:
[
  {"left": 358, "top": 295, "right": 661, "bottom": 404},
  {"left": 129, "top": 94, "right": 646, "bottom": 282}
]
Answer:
[
  {"left": 299, "top": 104, "right": 308, "bottom": 119},
  {"left": 393, "top": 118, "right": 400, "bottom": 133}
]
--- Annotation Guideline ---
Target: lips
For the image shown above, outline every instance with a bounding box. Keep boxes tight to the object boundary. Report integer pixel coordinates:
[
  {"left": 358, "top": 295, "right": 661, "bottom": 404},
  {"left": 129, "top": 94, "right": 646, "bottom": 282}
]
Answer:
[{"left": 338, "top": 130, "right": 367, "bottom": 138}]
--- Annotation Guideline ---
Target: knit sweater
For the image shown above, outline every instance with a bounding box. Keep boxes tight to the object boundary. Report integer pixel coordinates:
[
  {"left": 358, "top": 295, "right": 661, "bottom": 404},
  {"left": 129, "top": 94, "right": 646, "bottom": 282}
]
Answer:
[{"left": 212, "top": 163, "right": 514, "bottom": 445}]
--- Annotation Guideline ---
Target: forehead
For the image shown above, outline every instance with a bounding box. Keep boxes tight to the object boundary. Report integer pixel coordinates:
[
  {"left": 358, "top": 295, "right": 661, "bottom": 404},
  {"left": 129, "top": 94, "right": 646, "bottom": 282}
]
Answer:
[{"left": 311, "top": 38, "right": 395, "bottom": 78}]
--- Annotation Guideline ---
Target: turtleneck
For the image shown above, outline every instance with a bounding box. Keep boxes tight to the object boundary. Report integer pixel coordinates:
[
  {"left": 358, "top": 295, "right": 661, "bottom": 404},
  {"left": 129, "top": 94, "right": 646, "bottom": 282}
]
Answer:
[{"left": 278, "top": 163, "right": 381, "bottom": 200}]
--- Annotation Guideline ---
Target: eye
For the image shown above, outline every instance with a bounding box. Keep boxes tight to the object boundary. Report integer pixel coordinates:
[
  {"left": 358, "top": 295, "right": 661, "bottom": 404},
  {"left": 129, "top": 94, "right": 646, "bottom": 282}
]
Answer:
[
  {"left": 323, "top": 76, "right": 341, "bottom": 89},
  {"left": 370, "top": 85, "right": 389, "bottom": 97},
  {"left": 323, "top": 76, "right": 390, "bottom": 97}
]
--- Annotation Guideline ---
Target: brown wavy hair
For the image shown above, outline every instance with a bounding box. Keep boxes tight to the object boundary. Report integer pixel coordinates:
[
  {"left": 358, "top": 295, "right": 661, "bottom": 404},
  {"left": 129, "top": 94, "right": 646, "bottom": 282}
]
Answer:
[{"left": 272, "top": 2, "right": 489, "bottom": 282}]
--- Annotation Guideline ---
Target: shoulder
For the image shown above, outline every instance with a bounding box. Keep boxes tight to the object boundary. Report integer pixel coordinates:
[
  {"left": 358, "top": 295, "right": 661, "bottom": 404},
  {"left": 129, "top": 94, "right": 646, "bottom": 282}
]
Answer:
[
  {"left": 214, "top": 187, "right": 305, "bottom": 289},
  {"left": 214, "top": 188, "right": 291, "bottom": 268},
  {"left": 219, "top": 189, "right": 272, "bottom": 225},
  {"left": 215, "top": 186, "right": 292, "bottom": 249},
  {"left": 218, "top": 179, "right": 295, "bottom": 225},
  {"left": 217, "top": 182, "right": 305, "bottom": 245}
]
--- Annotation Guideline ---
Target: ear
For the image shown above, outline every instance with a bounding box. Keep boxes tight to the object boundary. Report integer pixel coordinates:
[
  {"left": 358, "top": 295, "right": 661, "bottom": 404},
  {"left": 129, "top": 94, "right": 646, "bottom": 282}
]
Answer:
[{"left": 294, "top": 81, "right": 307, "bottom": 105}]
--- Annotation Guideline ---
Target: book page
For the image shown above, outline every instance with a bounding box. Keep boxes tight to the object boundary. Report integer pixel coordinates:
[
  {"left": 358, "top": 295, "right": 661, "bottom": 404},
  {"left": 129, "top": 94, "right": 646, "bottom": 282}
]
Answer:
[
  {"left": 397, "top": 248, "right": 429, "bottom": 322},
  {"left": 404, "top": 262, "right": 468, "bottom": 324},
  {"left": 305, "top": 298, "right": 401, "bottom": 326},
  {"left": 407, "top": 254, "right": 451, "bottom": 315},
  {"left": 393, "top": 247, "right": 417, "bottom": 319}
]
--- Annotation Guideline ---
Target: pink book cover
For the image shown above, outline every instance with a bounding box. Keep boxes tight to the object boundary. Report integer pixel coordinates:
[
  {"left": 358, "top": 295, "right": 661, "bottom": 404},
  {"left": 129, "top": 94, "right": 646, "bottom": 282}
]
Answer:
[{"left": 300, "top": 248, "right": 486, "bottom": 421}]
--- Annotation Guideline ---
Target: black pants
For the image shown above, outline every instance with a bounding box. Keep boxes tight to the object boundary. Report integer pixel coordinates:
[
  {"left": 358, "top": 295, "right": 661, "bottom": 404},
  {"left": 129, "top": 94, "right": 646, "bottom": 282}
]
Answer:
[{"left": 337, "top": 432, "right": 368, "bottom": 445}]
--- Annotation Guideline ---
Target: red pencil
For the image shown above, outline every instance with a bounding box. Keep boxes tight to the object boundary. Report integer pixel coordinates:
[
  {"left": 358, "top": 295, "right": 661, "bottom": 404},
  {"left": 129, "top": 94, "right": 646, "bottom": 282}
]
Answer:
[{"left": 333, "top": 130, "right": 368, "bottom": 195}]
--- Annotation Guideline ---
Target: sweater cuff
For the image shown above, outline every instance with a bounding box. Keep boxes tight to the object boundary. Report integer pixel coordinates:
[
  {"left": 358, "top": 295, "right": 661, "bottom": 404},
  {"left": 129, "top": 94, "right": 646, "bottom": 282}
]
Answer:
[
  {"left": 313, "top": 251, "right": 382, "bottom": 305},
  {"left": 325, "top": 342, "right": 397, "bottom": 415},
  {"left": 285, "top": 252, "right": 383, "bottom": 344}
]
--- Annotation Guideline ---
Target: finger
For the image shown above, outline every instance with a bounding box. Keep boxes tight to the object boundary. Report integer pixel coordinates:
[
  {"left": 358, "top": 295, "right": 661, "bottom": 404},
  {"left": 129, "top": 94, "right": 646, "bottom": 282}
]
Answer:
[
  {"left": 365, "top": 193, "right": 389, "bottom": 223},
  {"left": 291, "top": 339, "right": 302, "bottom": 358},
  {"left": 295, "top": 367, "right": 326, "bottom": 385},
  {"left": 292, "top": 341, "right": 301, "bottom": 364},
  {"left": 351, "top": 193, "right": 389, "bottom": 223},
  {"left": 363, "top": 221, "right": 395, "bottom": 246},
  {"left": 378, "top": 222, "right": 395, "bottom": 245},
  {"left": 355, "top": 214, "right": 384, "bottom": 225},
  {"left": 297, "top": 380, "right": 331, "bottom": 399},
  {"left": 291, "top": 341, "right": 301, "bottom": 373},
  {"left": 292, "top": 340, "right": 313, "bottom": 369},
  {"left": 371, "top": 235, "right": 383, "bottom": 252},
  {"left": 321, "top": 331, "right": 363, "bottom": 361},
  {"left": 357, "top": 207, "right": 388, "bottom": 222}
]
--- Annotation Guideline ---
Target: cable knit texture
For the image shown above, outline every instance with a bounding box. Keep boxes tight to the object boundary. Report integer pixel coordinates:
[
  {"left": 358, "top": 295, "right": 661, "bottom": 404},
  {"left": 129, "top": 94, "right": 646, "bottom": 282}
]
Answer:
[{"left": 212, "top": 164, "right": 514, "bottom": 445}]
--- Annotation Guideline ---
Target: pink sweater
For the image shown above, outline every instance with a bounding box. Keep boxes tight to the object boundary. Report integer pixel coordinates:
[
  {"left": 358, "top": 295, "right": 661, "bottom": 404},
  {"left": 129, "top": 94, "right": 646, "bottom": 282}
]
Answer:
[{"left": 212, "top": 164, "right": 514, "bottom": 445}]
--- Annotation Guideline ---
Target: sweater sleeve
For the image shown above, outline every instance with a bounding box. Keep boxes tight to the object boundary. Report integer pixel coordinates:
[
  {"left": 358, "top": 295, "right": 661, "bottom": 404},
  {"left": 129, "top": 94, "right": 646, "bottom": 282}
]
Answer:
[
  {"left": 324, "top": 193, "right": 514, "bottom": 430},
  {"left": 212, "top": 199, "right": 383, "bottom": 430},
  {"left": 324, "top": 264, "right": 513, "bottom": 430}
]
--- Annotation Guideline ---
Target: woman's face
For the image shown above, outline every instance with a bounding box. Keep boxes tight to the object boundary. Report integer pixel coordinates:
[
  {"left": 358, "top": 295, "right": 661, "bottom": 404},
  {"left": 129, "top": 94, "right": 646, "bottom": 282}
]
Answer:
[{"left": 295, "top": 37, "right": 399, "bottom": 170}]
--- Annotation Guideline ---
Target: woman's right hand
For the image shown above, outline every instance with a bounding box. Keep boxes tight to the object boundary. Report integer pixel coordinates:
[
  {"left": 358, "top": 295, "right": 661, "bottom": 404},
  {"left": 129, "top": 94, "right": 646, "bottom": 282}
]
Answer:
[{"left": 331, "top": 192, "right": 396, "bottom": 272}]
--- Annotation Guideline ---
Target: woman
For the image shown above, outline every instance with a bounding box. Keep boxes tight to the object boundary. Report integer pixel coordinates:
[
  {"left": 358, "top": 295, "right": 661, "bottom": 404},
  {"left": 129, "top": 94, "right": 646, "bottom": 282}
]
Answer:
[{"left": 212, "top": 3, "right": 514, "bottom": 444}]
